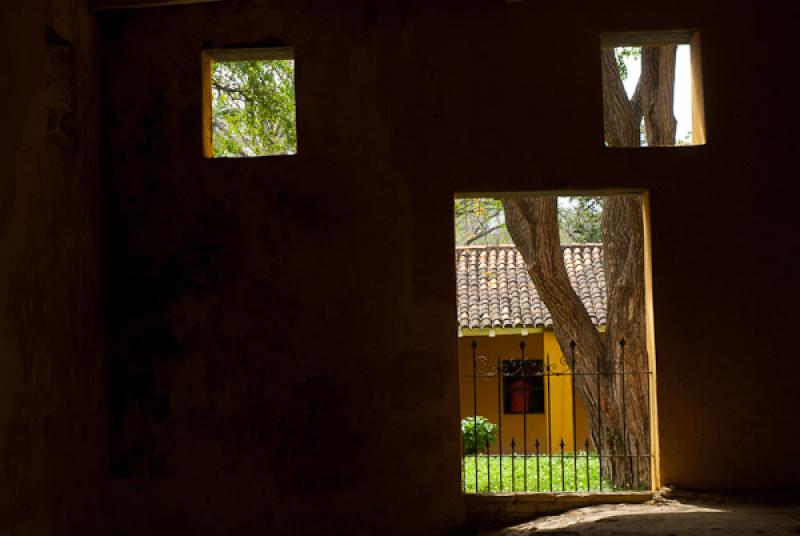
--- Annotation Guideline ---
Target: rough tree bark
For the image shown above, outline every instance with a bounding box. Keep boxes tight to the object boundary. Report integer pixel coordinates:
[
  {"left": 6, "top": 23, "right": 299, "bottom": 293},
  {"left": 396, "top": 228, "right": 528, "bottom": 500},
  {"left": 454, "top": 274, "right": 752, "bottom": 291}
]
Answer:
[
  {"left": 503, "top": 197, "right": 649, "bottom": 489},
  {"left": 602, "top": 46, "right": 678, "bottom": 148},
  {"left": 502, "top": 45, "right": 676, "bottom": 489},
  {"left": 639, "top": 46, "right": 678, "bottom": 146}
]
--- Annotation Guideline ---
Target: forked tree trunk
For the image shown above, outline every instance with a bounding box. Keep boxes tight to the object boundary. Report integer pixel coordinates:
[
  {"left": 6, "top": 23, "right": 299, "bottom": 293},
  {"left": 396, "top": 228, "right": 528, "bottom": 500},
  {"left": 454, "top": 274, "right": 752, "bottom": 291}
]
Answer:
[
  {"left": 602, "top": 45, "right": 678, "bottom": 148},
  {"left": 501, "top": 45, "right": 676, "bottom": 489},
  {"left": 503, "top": 197, "right": 648, "bottom": 489}
]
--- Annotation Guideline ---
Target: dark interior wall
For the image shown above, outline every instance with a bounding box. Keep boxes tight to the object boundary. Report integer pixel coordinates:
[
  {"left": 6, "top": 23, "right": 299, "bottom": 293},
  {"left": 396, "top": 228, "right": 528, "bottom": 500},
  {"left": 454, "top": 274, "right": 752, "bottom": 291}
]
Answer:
[
  {"left": 99, "top": 1, "right": 800, "bottom": 535},
  {"left": 0, "top": 0, "right": 109, "bottom": 534},
  {"left": 103, "top": 4, "right": 461, "bottom": 535}
]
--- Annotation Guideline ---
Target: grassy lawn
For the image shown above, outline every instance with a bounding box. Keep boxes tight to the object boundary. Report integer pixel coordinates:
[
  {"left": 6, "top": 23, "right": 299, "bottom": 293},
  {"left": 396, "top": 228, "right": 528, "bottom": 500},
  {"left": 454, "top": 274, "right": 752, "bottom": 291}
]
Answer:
[{"left": 462, "top": 452, "right": 610, "bottom": 493}]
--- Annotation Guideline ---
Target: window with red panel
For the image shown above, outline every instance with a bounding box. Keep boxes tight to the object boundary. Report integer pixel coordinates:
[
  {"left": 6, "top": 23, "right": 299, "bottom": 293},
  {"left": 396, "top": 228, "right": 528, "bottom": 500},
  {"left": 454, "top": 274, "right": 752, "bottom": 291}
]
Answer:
[{"left": 502, "top": 359, "right": 545, "bottom": 414}]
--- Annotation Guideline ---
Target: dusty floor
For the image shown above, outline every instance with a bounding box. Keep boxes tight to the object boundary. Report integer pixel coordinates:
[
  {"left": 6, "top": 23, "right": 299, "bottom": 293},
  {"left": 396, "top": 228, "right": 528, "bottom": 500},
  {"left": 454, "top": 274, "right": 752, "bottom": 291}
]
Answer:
[{"left": 487, "top": 491, "right": 800, "bottom": 535}]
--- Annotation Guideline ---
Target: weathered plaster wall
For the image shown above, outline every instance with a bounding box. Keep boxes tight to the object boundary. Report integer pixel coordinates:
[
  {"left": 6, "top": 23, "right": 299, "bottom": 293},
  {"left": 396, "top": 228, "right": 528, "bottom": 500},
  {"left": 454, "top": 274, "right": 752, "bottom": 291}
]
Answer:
[
  {"left": 100, "top": 1, "right": 800, "bottom": 535},
  {"left": 0, "top": 0, "right": 109, "bottom": 534}
]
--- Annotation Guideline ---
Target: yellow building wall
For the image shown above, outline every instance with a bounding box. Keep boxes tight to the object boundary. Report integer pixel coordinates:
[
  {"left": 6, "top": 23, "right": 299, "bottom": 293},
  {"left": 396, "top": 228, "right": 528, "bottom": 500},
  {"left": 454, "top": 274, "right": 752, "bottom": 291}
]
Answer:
[{"left": 458, "top": 332, "right": 590, "bottom": 455}]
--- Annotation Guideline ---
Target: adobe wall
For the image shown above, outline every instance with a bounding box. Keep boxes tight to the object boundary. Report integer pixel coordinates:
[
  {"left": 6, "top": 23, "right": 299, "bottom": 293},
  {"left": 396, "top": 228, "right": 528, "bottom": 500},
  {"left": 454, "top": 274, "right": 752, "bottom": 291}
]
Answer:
[
  {"left": 0, "top": 0, "right": 109, "bottom": 534},
  {"left": 98, "top": 1, "right": 800, "bottom": 535}
]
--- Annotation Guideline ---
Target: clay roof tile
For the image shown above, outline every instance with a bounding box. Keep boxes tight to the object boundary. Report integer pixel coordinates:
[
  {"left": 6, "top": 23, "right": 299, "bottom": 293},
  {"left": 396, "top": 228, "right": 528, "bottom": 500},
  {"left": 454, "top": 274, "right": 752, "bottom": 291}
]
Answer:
[{"left": 456, "top": 244, "right": 607, "bottom": 330}]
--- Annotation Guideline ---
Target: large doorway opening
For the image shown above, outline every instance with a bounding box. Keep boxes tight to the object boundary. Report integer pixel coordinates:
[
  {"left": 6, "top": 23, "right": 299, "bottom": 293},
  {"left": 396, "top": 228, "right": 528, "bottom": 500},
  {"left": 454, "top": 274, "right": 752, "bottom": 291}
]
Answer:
[{"left": 455, "top": 193, "right": 658, "bottom": 494}]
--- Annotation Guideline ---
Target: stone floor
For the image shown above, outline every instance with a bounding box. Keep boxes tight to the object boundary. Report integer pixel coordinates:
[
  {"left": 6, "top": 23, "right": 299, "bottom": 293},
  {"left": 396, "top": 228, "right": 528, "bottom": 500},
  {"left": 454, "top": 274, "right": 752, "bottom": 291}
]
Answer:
[{"left": 485, "top": 491, "right": 800, "bottom": 535}]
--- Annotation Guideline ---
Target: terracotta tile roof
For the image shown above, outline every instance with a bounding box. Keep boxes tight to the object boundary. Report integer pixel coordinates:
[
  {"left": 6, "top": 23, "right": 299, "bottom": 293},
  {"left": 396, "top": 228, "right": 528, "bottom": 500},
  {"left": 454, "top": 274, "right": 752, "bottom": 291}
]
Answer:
[{"left": 455, "top": 244, "right": 607, "bottom": 329}]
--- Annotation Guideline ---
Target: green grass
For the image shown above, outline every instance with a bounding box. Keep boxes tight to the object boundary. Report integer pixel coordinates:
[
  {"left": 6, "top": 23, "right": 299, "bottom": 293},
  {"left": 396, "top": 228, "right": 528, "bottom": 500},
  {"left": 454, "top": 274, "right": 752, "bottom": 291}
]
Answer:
[{"left": 462, "top": 452, "right": 610, "bottom": 493}]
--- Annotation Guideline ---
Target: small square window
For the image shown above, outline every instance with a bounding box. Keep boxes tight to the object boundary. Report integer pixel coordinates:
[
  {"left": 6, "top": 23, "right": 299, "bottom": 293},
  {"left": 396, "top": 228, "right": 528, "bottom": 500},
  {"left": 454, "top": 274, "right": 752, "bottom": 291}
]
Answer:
[
  {"left": 202, "top": 47, "right": 297, "bottom": 157},
  {"left": 601, "top": 30, "right": 705, "bottom": 147},
  {"left": 502, "top": 359, "right": 545, "bottom": 414}
]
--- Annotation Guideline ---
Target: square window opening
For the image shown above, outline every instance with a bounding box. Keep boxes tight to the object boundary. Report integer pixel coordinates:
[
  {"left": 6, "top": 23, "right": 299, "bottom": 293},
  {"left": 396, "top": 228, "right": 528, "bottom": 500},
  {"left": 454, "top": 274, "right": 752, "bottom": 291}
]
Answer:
[
  {"left": 601, "top": 30, "right": 705, "bottom": 147},
  {"left": 202, "top": 47, "right": 297, "bottom": 158}
]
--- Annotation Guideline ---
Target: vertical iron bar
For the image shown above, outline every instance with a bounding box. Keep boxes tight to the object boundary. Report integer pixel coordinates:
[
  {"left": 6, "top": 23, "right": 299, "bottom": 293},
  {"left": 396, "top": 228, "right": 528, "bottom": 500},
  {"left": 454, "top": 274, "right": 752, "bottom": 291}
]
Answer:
[
  {"left": 570, "top": 341, "right": 578, "bottom": 492},
  {"left": 462, "top": 436, "right": 466, "bottom": 493},
  {"left": 596, "top": 349, "right": 603, "bottom": 492},
  {"left": 471, "top": 340, "right": 478, "bottom": 492},
  {"left": 634, "top": 439, "right": 640, "bottom": 491},
  {"left": 620, "top": 339, "right": 628, "bottom": 489},
  {"left": 609, "top": 436, "right": 615, "bottom": 490},
  {"left": 546, "top": 353, "right": 553, "bottom": 492},
  {"left": 511, "top": 438, "right": 516, "bottom": 492},
  {"left": 560, "top": 439, "right": 566, "bottom": 492},
  {"left": 497, "top": 356, "right": 503, "bottom": 492},
  {"left": 520, "top": 341, "right": 528, "bottom": 492},
  {"left": 585, "top": 439, "right": 591, "bottom": 491},
  {"left": 486, "top": 439, "right": 491, "bottom": 493},
  {"left": 535, "top": 438, "right": 541, "bottom": 492}
]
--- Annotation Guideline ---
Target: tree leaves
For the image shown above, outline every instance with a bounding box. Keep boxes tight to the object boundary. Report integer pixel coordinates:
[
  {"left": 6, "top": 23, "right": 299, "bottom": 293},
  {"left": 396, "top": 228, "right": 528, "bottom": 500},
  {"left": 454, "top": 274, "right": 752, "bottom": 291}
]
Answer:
[
  {"left": 615, "top": 46, "right": 641, "bottom": 82},
  {"left": 211, "top": 59, "right": 297, "bottom": 156},
  {"left": 454, "top": 197, "right": 603, "bottom": 246},
  {"left": 454, "top": 198, "right": 511, "bottom": 245},
  {"left": 558, "top": 197, "right": 603, "bottom": 243}
]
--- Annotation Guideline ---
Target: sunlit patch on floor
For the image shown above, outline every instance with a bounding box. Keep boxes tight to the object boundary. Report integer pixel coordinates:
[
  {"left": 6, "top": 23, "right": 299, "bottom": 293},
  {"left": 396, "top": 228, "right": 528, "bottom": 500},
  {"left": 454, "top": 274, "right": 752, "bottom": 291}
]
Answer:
[{"left": 497, "top": 501, "right": 727, "bottom": 535}]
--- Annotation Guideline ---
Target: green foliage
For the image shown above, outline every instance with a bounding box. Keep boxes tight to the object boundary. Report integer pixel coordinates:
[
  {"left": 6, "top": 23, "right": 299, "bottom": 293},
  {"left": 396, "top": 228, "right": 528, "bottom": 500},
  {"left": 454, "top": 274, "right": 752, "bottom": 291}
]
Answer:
[
  {"left": 454, "top": 198, "right": 511, "bottom": 246},
  {"left": 455, "top": 197, "right": 603, "bottom": 246},
  {"left": 558, "top": 197, "right": 603, "bottom": 243},
  {"left": 614, "top": 46, "right": 641, "bottom": 82},
  {"left": 461, "top": 416, "right": 498, "bottom": 455},
  {"left": 462, "top": 452, "right": 617, "bottom": 493},
  {"left": 211, "top": 59, "right": 297, "bottom": 156}
]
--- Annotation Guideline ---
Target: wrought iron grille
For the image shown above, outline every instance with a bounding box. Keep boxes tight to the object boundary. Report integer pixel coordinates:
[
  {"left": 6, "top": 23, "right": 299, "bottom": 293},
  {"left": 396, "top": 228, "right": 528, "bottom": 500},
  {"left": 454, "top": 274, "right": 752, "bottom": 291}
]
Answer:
[{"left": 461, "top": 338, "right": 652, "bottom": 493}]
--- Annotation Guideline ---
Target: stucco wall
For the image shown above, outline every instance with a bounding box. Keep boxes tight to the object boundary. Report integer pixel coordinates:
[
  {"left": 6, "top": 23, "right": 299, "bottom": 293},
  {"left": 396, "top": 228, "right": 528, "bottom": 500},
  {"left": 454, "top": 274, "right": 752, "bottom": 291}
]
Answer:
[{"left": 0, "top": 0, "right": 109, "bottom": 534}]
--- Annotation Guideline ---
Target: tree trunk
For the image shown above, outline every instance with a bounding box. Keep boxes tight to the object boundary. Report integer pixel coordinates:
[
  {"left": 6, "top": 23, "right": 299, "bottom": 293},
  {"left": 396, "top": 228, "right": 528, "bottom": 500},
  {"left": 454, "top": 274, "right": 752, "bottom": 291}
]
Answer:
[
  {"left": 602, "top": 45, "right": 678, "bottom": 147},
  {"left": 601, "top": 48, "right": 641, "bottom": 147},
  {"left": 503, "top": 197, "right": 648, "bottom": 489},
  {"left": 639, "top": 46, "right": 678, "bottom": 146},
  {"left": 600, "top": 195, "right": 649, "bottom": 488},
  {"left": 498, "top": 45, "right": 677, "bottom": 489}
]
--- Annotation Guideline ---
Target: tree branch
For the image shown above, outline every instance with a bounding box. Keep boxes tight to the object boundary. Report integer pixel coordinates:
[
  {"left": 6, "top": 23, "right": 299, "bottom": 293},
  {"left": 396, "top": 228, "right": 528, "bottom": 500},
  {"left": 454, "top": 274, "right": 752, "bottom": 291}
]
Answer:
[{"left": 464, "top": 223, "right": 505, "bottom": 245}]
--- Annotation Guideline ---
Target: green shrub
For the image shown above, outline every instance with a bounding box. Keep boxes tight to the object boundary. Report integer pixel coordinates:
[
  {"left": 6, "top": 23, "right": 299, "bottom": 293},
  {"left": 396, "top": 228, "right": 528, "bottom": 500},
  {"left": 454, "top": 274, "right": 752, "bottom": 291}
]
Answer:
[{"left": 461, "top": 416, "right": 497, "bottom": 455}]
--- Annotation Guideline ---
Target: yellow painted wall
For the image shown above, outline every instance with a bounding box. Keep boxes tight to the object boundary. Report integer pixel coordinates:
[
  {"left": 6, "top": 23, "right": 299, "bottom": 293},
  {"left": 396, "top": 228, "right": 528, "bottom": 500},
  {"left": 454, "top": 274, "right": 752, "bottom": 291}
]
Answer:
[{"left": 458, "top": 332, "right": 590, "bottom": 455}]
